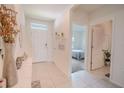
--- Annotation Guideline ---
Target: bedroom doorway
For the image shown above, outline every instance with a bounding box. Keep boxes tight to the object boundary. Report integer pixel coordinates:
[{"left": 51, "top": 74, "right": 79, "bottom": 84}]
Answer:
[
  {"left": 91, "top": 20, "right": 112, "bottom": 78},
  {"left": 71, "top": 24, "right": 87, "bottom": 73}
]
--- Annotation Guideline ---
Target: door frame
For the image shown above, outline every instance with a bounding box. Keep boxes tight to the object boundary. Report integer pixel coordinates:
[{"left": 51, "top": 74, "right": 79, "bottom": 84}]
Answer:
[
  {"left": 71, "top": 24, "right": 88, "bottom": 72},
  {"left": 90, "top": 19, "right": 114, "bottom": 72},
  {"left": 26, "top": 17, "right": 54, "bottom": 63}
]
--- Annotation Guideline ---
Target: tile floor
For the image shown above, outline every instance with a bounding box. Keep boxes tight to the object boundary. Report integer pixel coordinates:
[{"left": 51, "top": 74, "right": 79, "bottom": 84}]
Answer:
[
  {"left": 72, "top": 67, "right": 120, "bottom": 88},
  {"left": 32, "top": 62, "right": 120, "bottom": 88},
  {"left": 32, "top": 62, "right": 71, "bottom": 88}
]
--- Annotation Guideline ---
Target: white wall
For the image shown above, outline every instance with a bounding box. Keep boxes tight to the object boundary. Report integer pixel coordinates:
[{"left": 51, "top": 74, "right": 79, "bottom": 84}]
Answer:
[
  {"left": 54, "top": 7, "right": 71, "bottom": 77},
  {"left": 12, "top": 5, "right": 32, "bottom": 88},
  {"left": 88, "top": 5, "right": 124, "bottom": 87},
  {"left": 14, "top": 5, "right": 26, "bottom": 59},
  {"left": 71, "top": 8, "right": 88, "bottom": 26},
  {"left": 24, "top": 17, "right": 33, "bottom": 57},
  {"left": 110, "top": 11, "right": 124, "bottom": 87}
]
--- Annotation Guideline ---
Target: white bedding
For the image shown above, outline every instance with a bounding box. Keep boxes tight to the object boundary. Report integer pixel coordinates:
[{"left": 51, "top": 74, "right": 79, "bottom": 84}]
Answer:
[
  {"left": 72, "top": 49, "right": 83, "bottom": 52},
  {"left": 72, "top": 49, "right": 85, "bottom": 60}
]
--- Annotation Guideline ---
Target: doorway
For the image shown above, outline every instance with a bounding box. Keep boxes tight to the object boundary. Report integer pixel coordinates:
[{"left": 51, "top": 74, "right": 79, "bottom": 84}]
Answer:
[
  {"left": 32, "top": 26, "right": 48, "bottom": 63},
  {"left": 71, "top": 24, "right": 87, "bottom": 73},
  {"left": 91, "top": 20, "right": 112, "bottom": 78},
  {"left": 30, "top": 19, "right": 53, "bottom": 63}
]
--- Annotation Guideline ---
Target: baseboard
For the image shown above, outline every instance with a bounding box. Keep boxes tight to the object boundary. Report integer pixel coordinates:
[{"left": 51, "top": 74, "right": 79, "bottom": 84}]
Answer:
[
  {"left": 32, "top": 61, "right": 54, "bottom": 64},
  {"left": 91, "top": 66, "right": 105, "bottom": 71},
  {"left": 110, "top": 79, "right": 123, "bottom": 88}
]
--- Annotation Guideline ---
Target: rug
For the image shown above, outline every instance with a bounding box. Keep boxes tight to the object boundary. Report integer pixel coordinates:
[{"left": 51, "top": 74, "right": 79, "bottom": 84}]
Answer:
[
  {"left": 72, "top": 59, "right": 84, "bottom": 73},
  {"left": 31, "top": 80, "right": 41, "bottom": 88}
]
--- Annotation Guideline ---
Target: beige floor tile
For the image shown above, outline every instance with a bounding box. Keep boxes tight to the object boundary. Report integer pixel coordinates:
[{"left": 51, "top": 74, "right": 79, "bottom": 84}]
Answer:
[
  {"left": 71, "top": 68, "right": 120, "bottom": 88},
  {"left": 32, "top": 62, "right": 120, "bottom": 88},
  {"left": 32, "top": 62, "right": 71, "bottom": 88}
]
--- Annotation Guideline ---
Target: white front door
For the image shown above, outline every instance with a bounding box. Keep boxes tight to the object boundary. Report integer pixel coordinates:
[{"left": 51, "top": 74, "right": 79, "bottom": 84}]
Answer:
[{"left": 31, "top": 22, "right": 48, "bottom": 63}]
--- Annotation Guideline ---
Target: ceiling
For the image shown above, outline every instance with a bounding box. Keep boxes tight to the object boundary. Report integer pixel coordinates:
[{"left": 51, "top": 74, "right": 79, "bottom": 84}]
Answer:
[
  {"left": 22, "top": 4, "right": 71, "bottom": 21},
  {"left": 73, "top": 4, "right": 104, "bottom": 13},
  {"left": 22, "top": 4, "right": 105, "bottom": 21}
]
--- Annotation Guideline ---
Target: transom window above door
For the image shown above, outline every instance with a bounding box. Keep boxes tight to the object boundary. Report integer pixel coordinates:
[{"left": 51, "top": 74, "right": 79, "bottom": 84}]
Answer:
[{"left": 31, "top": 23, "right": 48, "bottom": 30}]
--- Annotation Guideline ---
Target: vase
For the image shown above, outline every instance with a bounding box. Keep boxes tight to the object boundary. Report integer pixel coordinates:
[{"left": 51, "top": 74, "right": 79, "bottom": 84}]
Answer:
[
  {"left": 0, "top": 55, "right": 3, "bottom": 79},
  {"left": 2, "top": 43, "right": 17, "bottom": 87}
]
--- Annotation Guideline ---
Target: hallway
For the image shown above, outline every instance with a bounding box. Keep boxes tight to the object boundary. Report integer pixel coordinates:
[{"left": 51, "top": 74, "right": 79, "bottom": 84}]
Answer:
[{"left": 1, "top": 4, "right": 124, "bottom": 88}]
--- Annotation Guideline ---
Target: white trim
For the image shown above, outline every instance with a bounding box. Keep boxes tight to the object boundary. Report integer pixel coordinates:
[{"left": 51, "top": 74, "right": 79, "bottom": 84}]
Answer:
[
  {"left": 110, "top": 79, "right": 122, "bottom": 88},
  {"left": 88, "top": 18, "right": 114, "bottom": 72},
  {"left": 109, "top": 17, "right": 116, "bottom": 82}
]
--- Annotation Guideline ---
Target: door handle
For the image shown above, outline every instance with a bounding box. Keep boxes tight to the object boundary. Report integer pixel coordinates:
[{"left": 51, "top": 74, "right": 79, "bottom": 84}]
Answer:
[{"left": 45, "top": 43, "right": 47, "bottom": 47}]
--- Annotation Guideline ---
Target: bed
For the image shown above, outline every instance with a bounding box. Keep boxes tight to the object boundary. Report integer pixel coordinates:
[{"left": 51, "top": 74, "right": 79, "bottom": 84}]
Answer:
[{"left": 72, "top": 49, "right": 85, "bottom": 60}]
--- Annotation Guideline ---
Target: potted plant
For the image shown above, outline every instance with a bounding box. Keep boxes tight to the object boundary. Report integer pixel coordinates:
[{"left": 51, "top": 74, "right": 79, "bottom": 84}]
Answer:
[{"left": 102, "top": 49, "right": 111, "bottom": 66}]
